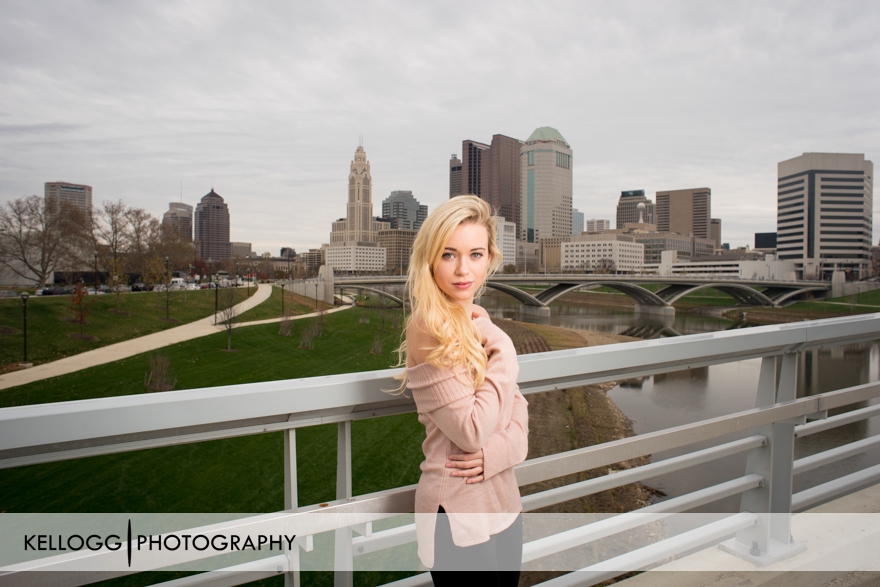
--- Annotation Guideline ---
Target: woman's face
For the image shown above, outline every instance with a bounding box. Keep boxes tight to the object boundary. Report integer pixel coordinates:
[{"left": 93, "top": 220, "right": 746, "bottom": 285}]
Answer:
[{"left": 432, "top": 221, "right": 492, "bottom": 308}]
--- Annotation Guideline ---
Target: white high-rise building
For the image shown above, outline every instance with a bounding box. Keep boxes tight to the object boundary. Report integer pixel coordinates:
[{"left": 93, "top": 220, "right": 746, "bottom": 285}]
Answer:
[
  {"left": 44, "top": 181, "right": 92, "bottom": 216},
  {"left": 328, "top": 145, "right": 388, "bottom": 272},
  {"left": 520, "top": 127, "right": 572, "bottom": 242},
  {"left": 493, "top": 216, "right": 517, "bottom": 270},
  {"left": 777, "top": 152, "right": 873, "bottom": 280},
  {"left": 585, "top": 218, "right": 610, "bottom": 233}
]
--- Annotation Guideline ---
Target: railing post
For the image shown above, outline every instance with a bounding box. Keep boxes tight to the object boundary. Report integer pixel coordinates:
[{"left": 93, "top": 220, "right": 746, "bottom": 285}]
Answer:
[
  {"left": 335, "top": 421, "right": 353, "bottom": 587},
  {"left": 722, "top": 353, "right": 806, "bottom": 564},
  {"left": 284, "top": 429, "right": 300, "bottom": 587}
]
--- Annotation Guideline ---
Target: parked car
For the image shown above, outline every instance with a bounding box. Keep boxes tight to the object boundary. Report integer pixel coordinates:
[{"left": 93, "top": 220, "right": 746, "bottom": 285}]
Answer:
[
  {"left": 131, "top": 283, "right": 148, "bottom": 292},
  {"left": 113, "top": 284, "right": 131, "bottom": 293}
]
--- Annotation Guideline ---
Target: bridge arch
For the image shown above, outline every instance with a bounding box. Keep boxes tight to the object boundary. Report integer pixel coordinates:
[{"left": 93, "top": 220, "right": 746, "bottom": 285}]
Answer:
[
  {"left": 657, "top": 283, "right": 775, "bottom": 306},
  {"left": 485, "top": 281, "right": 670, "bottom": 307},
  {"left": 336, "top": 286, "right": 403, "bottom": 307}
]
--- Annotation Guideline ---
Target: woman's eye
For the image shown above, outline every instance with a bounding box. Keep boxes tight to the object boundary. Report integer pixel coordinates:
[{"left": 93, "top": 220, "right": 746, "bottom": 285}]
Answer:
[
  {"left": 471, "top": 252, "right": 483, "bottom": 259},
  {"left": 441, "top": 252, "right": 454, "bottom": 259}
]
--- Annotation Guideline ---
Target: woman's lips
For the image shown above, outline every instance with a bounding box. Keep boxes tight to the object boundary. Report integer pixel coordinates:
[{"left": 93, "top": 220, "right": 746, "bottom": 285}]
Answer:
[{"left": 453, "top": 281, "right": 473, "bottom": 289}]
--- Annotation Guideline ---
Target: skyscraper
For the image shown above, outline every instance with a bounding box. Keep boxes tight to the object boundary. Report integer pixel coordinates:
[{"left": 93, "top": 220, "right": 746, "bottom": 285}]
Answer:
[
  {"left": 44, "top": 182, "right": 92, "bottom": 216},
  {"left": 585, "top": 218, "right": 610, "bottom": 233},
  {"left": 162, "top": 202, "right": 193, "bottom": 242},
  {"left": 616, "top": 190, "right": 654, "bottom": 228},
  {"left": 451, "top": 135, "right": 522, "bottom": 229},
  {"left": 655, "top": 187, "right": 711, "bottom": 238},
  {"left": 381, "top": 191, "right": 428, "bottom": 231},
  {"left": 460, "top": 140, "right": 490, "bottom": 198},
  {"left": 572, "top": 209, "right": 585, "bottom": 235},
  {"left": 520, "top": 127, "right": 572, "bottom": 242},
  {"left": 449, "top": 155, "right": 462, "bottom": 198},
  {"left": 777, "top": 152, "right": 873, "bottom": 279},
  {"left": 194, "top": 189, "right": 231, "bottom": 260},
  {"left": 328, "top": 145, "right": 388, "bottom": 272}
]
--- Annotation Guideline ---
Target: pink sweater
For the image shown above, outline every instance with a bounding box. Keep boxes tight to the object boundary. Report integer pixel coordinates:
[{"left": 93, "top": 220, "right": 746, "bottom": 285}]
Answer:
[{"left": 406, "top": 316, "right": 529, "bottom": 568}]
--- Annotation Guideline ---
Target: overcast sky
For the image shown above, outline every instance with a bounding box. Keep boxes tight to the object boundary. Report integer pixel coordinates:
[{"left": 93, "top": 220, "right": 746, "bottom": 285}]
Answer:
[{"left": 1, "top": 0, "right": 878, "bottom": 254}]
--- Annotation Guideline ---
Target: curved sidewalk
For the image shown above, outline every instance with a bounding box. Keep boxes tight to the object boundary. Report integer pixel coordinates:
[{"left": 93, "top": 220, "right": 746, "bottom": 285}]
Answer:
[{"left": 0, "top": 284, "right": 347, "bottom": 391}]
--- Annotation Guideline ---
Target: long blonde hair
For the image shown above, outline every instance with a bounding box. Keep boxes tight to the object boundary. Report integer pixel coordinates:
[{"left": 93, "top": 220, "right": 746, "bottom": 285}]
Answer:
[{"left": 391, "top": 195, "right": 502, "bottom": 393}]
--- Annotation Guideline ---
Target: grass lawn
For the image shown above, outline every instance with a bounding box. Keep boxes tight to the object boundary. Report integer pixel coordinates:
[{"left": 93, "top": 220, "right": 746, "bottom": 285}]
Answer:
[
  {"left": 236, "top": 285, "right": 333, "bottom": 322},
  {"left": 0, "top": 308, "right": 416, "bottom": 587},
  {"left": 0, "top": 288, "right": 253, "bottom": 370}
]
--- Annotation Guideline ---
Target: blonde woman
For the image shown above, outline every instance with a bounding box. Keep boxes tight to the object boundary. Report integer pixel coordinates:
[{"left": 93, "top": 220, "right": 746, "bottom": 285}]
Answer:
[{"left": 396, "top": 196, "right": 528, "bottom": 585}]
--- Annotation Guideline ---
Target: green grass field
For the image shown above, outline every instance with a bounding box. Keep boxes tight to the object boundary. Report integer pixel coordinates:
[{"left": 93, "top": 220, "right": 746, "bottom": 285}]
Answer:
[
  {"left": 0, "top": 288, "right": 252, "bottom": 369},
  {"left": 1, "top": 307, "right": 416, "bottom": 587},
  {"left": 235, "top": 285, "right": 333, "bottom": 322}
]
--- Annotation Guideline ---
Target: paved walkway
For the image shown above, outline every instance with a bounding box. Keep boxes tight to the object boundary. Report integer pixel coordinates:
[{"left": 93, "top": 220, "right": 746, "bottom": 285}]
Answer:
[{"left": 0, "top": 284, "right": 350, "bottom": 391}]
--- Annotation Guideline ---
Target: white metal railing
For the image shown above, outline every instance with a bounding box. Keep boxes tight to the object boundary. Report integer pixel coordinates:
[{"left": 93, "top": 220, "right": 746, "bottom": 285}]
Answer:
[{"left": 1, "top": 314, "right": 880, "bottom": 587}]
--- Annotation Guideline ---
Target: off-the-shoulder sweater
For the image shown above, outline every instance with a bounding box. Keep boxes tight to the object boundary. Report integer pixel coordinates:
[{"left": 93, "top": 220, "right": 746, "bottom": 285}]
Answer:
[{"left": 406, "top": 316, "right": 529, "bottom": 569}]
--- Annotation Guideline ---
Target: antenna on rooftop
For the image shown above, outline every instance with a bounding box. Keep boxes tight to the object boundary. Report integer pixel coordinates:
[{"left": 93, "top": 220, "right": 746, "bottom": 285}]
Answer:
[{"left": 359, "top": 134, "right": 363, "bottom": 147}]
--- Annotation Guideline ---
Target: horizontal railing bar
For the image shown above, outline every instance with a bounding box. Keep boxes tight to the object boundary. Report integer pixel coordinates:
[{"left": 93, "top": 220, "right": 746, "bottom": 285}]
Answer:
[
  {"left": 515, "top": 395, "right": 826, "bottom": 487},
  {"left": 149, "top": 555, "right": 289, "bottom": 587},
  {"left": 521, "top": 436, "right": 765, "bottom": 511},
  {"left": 523, "top": 475, "right": 761, "bottom": 563},
  {"left": 541, "top": 513, "right": 759, "bottom": 587},
  {"left": 352, "top": 523, "right": 414, "bottom": 556},
  {"left": 793, "top": 435, "right": 880, "bottom": 475},
  {"left": 796, "top": 402, "right": 880, "bottom": 438},
  {"left": 2, "top": 314, "right": 879, "bottom": 459},
  {"left": 792, "top": 462, "right": 880, "bottom": 511},
  {"left": 0, "top": 403, "right": 418, "bottom": 471},
  {"left": 815, "top": 381, "right": 880, "bottom": 412},
  {"left": 353, "top": 474, "right": 762, "bottom": 560}
]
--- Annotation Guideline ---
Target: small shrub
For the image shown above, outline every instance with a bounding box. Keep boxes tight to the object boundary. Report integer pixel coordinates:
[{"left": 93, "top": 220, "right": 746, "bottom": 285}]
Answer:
[
  {"left": 278, "top": 312, "right": 292, "bottom": 337},
  {"left": 359, "top": 313, "right": 370, "bottom": 324},
  {"left": 144, "top": 354, "right": 176, "bottom": 392},
  {"left": 370, "top": 334, "right": 383, "bottom": 355}
]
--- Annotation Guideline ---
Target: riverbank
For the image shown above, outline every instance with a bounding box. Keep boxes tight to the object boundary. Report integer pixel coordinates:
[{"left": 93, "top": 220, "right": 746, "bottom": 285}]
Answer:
[{"left": 492, "top": 319, "right": 655, "bottom": 585}]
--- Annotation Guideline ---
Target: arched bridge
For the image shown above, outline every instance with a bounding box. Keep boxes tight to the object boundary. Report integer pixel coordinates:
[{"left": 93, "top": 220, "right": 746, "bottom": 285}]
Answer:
[{"left": 333, "top": 275, "right": 830, "bottom": 309}]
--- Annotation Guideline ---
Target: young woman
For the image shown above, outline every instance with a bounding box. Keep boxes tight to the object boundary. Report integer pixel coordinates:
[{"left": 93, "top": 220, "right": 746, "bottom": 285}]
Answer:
[{"left": 394, "top": 195, "right": 529, "bottom": 585}]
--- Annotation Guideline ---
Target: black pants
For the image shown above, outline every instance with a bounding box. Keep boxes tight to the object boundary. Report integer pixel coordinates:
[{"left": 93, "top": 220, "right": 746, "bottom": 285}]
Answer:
[{"left": 430, "top": 506, "right": 522, "bottom": 586}]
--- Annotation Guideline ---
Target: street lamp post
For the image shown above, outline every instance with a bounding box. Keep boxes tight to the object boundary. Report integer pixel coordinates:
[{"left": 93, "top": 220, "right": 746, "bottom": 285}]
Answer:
[
  {"left": 20, "top": 292, "right": 29, "bottom": 365},
  {"left": 164, "top": 256, "right": 170, "bottom": 320},
  {"left": 93, "top": 251, "right": 98, "bottom": 293},
  {"left": 314, "top": 282, "right": 318, "bottom": 310}
]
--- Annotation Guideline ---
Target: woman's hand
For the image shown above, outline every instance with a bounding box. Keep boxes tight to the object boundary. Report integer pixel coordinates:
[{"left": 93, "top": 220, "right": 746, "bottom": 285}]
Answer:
[{"left": 446, "top": 450, "right": 484, "bottom": 484}]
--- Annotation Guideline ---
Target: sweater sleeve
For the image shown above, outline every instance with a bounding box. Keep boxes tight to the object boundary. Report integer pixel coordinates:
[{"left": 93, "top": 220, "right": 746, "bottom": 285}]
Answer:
[
  {"left": 408, "top": 318, "right": 519, "bottom": 454},
  {"left": 481, "top": 389, "right": 529, "bottom": 481}
]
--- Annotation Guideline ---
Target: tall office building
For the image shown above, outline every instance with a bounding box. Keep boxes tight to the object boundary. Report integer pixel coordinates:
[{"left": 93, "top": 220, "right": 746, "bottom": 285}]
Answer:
[
  {"left": 710, "top": 218, "right": 722, "bottom": 249},
  {"left": 381, "top": 191, "right": 428, "bottom": 231},
  {"left": 586, "top": 218, "right": 610, "bottom": 233},
  {"left": 520, "top": 127, "right": 572, "bottom": 242},
  {"left": 655, "top": 187, "right": 711, "bottom": 238},
  {"left": 44, "top": 182, "right": 92, "bottom": 216},
  {"left": 378, "top": 229, "right": 418, "bottom": 274},
  {"left": 572, "top": 209, "right": 585, "bottom": 235},
  {"left": 777, "top": 152, "right": 873, "bottom": 279},
  {"left": 459, "top": 140, "right": 490, "bottom": 198},
  {"left": 194, "top": 189, "right": 231, "bottom": 260},
  {"left": 328, "top": 145, "right": 388, "bottom": 272},
  {"left": 616, "top": 190, "right": 654, "bottom": 228},
  {"left": 451, "top": 135, "right": 522, "bottom": 229},
  {"left": 449, "top": 155, "right": 462, "bottom": 198},
  {"left": 162, "top": 202, "right": 193, "bottom": 242}
]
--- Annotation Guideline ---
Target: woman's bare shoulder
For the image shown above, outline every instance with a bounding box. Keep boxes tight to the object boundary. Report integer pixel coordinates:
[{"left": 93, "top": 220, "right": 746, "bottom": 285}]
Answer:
[{"left": 406, "top": 312, "right": 439, "bottom": 366}]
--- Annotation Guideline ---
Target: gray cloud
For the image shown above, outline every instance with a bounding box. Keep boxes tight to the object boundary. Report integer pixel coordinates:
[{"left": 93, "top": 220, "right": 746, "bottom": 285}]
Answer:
[{"left": 0, "top": 0, "right": 877, "bottom": 252}]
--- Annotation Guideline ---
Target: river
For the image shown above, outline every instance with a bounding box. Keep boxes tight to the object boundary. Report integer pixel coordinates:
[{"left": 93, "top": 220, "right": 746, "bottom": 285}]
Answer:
[{"left": 478, "top": 293, "right": 880, "bottom": 512}]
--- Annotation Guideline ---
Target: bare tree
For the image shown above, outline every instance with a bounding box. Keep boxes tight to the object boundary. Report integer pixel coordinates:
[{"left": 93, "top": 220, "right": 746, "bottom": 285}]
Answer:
[
  {"left": 0, "top": 196, "right": 82, "bottom": 288},
  {"left": 216, "top": 287, "right": 240, "bottom": 351},
  {"left": 92, "top": 200, "right": 132, "bottom": 278}
]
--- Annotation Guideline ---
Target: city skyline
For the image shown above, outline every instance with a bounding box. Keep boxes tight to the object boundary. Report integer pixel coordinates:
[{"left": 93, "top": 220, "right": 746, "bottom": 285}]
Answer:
[{"left": 0, "top": 2, "right": 878, "bottom": 254}]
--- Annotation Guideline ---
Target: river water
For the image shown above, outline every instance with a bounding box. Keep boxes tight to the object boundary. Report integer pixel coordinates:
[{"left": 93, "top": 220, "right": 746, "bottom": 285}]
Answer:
[{"left": 478, "top": 293, "right": 880, "bottom": 512}]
